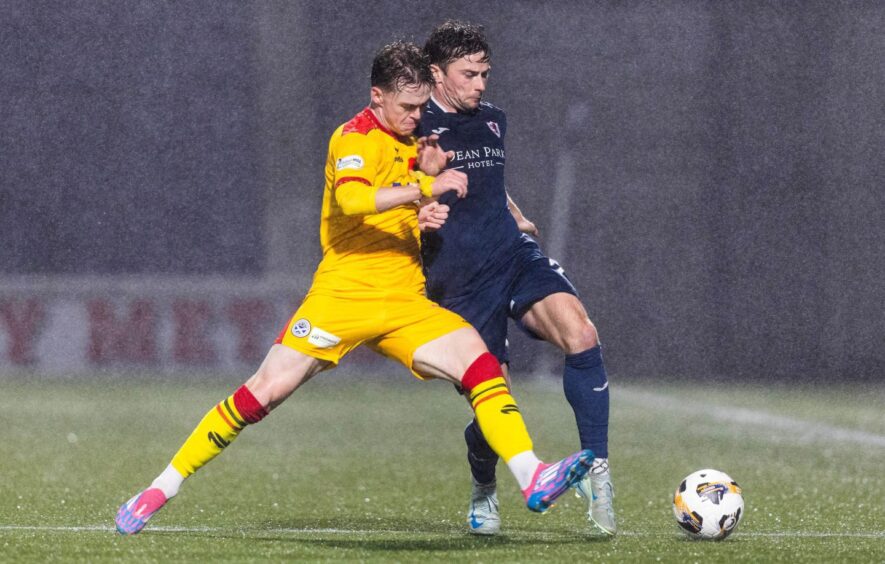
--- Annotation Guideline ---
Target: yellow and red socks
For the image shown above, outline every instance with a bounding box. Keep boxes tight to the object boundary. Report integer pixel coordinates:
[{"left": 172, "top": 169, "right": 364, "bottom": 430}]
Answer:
[
  {"left": 170, "top": 385, "right": 268, "bottom": 479},
  {"left": 461, "top": 352, "right": 538, "bottom": 487}
]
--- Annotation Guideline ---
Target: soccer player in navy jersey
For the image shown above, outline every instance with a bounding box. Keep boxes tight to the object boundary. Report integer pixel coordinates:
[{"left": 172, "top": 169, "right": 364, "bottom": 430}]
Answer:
[{"left": 416, "top": 21, "right": 617, "bottom": 536}]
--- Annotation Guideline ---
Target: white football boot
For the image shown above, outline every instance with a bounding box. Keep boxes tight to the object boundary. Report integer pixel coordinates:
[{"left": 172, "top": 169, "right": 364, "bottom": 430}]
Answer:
[
  {"left": 466, "top": 479, "right": 500, "bottom": 535},
  {"left": 575, "top": 458, "right": 617, "bottom": 535}
]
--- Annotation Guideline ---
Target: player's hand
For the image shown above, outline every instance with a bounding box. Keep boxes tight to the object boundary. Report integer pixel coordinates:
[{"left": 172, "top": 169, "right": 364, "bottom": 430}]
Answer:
[
  {"left": 416, "top": 134, "right": 455, "bottom": 176},
  {"left": 417, "top": 200, "right": 450, "bottom": 232},
  {"left": 515, "top": 215, "right": 539, "bottom": 237},
  {"left": 431, "top": 169, "right": 468, "bottom": 198}
]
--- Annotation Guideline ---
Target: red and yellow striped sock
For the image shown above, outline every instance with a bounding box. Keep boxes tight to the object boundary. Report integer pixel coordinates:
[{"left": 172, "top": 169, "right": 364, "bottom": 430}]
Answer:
[
  {"left": 461, "top": 352, "right": 533, "bottom": 462},
  {"left": 171, "top": 385, "right": 268, "bottom": 478}
]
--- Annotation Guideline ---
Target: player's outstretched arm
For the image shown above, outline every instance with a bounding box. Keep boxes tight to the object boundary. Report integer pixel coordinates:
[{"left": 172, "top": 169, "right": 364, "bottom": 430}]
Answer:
[
  {"left": 337, "top": 169, "right": 467, "bottom": 215},
  {"left": 372, "top": 169, "right": 467, "bottom": 213}
]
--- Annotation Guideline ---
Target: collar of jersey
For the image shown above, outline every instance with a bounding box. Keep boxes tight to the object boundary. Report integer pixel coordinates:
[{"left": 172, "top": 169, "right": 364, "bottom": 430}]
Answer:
[
  {"left": 363, "top": 107, "right": 400, "bottom": 140},
  {"left": 427, "top": 96, "right": 447, "bottom": 114},
  {"left": 427, "top": 95, "right": 481, "bottom": 117}
]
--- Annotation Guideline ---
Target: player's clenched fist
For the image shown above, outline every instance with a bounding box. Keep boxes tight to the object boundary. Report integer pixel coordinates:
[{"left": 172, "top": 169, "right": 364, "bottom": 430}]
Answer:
[
  {"left": 432, "top": 169, "right": 468, "bottom": 198},
  {"left": 417, "top": 201, "right": 450, "bottom": 232}
]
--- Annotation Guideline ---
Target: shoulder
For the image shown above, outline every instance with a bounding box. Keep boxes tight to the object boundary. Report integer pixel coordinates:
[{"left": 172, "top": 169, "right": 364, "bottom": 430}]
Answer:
[
  {"left": 341, "top": 108, "right": 379, "bottom": 136},
  {"left": 478, "top": 101, "right": 506, "bottom": 120},
  {"left": 331, "top": 108, "right": 389, "bottom": 155}
]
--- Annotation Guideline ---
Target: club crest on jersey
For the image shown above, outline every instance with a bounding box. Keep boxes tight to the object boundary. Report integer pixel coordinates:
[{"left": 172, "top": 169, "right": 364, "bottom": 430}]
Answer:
[
  {"left": 291, "top": 319, "right": 311, "bottom": 338},
  {"left": 486, "top": 121, "right": 501, "bottom": 138},
  {"left": 336, "top": 155, "right": 364, "bottom": 171}
]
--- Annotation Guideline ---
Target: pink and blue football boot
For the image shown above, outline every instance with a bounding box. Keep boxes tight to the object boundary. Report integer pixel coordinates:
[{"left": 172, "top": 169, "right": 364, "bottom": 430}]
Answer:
[
  {"left": 523, "top": 449, "right": 594, "bottom": 513},
  {"left": 115, "top": 488, "right": 167, "bottom": 535}
]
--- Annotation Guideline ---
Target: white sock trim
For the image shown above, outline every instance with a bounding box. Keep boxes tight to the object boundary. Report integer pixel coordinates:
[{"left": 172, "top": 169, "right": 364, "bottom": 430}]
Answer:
[
  {"left": 150, "top": 463, "right": 185, "bottom": 499},
  {"left": 506, "top": 451, "right": 542, "bottom": 491}
]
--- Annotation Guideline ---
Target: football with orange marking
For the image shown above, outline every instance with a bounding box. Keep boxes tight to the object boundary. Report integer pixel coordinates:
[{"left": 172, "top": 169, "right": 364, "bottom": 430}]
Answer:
[{"left": 673, "top": 469, "right": 744, "bottom": 540}]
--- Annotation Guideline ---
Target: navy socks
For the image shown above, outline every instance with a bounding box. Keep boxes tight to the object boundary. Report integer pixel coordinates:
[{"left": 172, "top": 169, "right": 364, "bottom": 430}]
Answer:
[
  {"left": 563, "top": 345, "right": 609, "bottom": 458},
  {"left": 464, "top": 418, "right": 498, "bottom": 485}
]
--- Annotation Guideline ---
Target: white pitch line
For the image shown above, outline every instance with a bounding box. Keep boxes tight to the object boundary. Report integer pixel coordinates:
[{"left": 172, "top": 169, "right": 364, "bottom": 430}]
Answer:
[
  {"left": 0, "top": 525, "right": 377, "bottom": 535},
  {"left": 617, "top": 387, "right": 885, "bottom": 448},
  {"left": 1, "top": 525, "right": 882, "bottom": 539}
]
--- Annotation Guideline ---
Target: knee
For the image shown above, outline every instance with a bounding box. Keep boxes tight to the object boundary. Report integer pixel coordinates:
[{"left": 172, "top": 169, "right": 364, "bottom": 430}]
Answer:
[
  {"left": 244, "top": 367, "right": 277, "bottom": 409},
  {"left": 457, "top": 335, "right": 496, "bottom": 380},
  {"left": 459, "top": 350, "right": 504, "bottom": 391},
  {"left": 245, "top": 351, "right": 315, "bottom": 410},
  {"left": 562, "top": 318, "right": 599, "bottom": 354}
]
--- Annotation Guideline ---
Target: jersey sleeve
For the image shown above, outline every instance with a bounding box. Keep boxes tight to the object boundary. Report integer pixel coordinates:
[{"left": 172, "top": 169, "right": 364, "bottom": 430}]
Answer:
[{"left": 331, "top": 131, "right": 382, "bottom": 215}]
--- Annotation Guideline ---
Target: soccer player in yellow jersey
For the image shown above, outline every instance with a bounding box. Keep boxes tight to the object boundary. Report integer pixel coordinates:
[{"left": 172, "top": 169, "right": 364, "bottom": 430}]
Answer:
[{"left": 115, "top": 41, "right": 593, "bottom": 536}]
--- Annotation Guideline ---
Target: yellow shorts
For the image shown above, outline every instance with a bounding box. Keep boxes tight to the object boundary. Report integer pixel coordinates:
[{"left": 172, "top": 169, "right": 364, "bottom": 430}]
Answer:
[{"left": 275, "top": 289, "right": 472, "bottom": 378}]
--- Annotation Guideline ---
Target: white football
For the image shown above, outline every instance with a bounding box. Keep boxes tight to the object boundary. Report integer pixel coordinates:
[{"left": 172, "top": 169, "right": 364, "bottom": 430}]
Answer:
[{"left": 672, "top": 468, "right": 744, "bottom": 540}]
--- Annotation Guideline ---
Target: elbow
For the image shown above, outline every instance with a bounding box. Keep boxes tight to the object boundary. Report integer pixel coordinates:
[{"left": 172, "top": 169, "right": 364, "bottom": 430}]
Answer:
[
  {"left": 339, "top": 201, "right": 374, "bottom": 216},
  {"left": 336, "top": 184, "right": 379, "bottom": 216}
]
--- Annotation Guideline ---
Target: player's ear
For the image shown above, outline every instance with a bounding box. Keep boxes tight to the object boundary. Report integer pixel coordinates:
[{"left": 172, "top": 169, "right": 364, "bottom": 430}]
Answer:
[
  {"left": 430, "top": 64, "right": 443, "bottom": 84},
  {"left": 370, "top": 86, "right": 385, "bottom": 106}
]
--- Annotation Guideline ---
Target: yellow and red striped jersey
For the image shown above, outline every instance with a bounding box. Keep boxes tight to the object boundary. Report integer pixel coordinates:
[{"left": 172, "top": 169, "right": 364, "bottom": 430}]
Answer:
[{"left": 311, "top": 107, "right": 425, "bottom": 295}]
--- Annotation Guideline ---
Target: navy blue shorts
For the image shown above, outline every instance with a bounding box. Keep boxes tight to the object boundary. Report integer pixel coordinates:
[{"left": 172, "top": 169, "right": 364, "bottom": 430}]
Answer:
[{"left": 434, "top": 237, "right": 578, "bottom": 364}]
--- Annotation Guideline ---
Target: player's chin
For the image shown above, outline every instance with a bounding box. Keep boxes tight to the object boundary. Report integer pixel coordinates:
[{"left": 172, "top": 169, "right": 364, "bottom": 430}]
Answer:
[
  {"left": 459, "top": 99, "right": 481, "bottom": 111},
  {"left": 399, "top": 122, "right": 418, "bottom": 136}
]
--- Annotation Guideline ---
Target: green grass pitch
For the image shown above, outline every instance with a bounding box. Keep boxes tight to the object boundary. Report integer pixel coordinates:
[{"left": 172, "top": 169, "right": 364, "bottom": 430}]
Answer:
[{"left": 2, "top": 370, "right": 883, "bottom": 562}]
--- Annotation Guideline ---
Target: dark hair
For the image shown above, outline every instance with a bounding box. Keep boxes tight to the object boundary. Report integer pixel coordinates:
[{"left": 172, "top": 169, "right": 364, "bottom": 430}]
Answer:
[
  {"left": 371, "top": 41, "right": 434, "bottom": 92},
  {"left": 424, "top": 20, "right": 491, "bottom": 69}
]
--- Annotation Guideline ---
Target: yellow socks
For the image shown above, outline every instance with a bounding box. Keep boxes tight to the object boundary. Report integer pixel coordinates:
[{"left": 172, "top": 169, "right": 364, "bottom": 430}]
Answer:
[
  {"left": 171, "top": 385, "right": 268, "bottom": 478},
  {"left": 461, "top": 353, "right": 533, "bottom": 462}
]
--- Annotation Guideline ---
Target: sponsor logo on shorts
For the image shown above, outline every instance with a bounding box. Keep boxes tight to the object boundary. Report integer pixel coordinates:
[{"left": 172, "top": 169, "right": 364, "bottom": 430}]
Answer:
[
  {"left": 308, "top": 326, "right": 341, "bottom": 348},
  {"left": 336, "top": 155, "right": 364, "bottom": 170},
  {"left": 291, "top": 318, "right": 311, "bottom": 338}
]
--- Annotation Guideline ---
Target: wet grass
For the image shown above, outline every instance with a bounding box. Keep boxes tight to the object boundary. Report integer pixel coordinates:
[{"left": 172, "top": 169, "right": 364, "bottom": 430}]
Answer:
[{"left": 1, "top": 373, "right": 883, "bottom": 562}]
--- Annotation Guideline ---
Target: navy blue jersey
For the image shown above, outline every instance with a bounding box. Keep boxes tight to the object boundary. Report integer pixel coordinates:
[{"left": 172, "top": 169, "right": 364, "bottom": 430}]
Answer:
[{"left": 418, "top": 98, "right": 524, "bottom": 300}]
